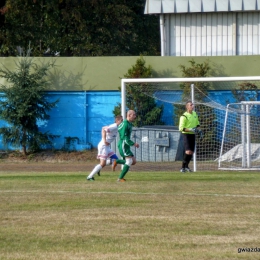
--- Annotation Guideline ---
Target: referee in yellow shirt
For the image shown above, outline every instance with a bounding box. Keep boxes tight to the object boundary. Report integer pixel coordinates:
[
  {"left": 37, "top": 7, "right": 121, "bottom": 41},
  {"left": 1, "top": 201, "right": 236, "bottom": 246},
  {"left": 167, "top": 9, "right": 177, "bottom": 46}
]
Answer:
[{"left": 179, "top": 101, "right": 201, "bottom": 172}]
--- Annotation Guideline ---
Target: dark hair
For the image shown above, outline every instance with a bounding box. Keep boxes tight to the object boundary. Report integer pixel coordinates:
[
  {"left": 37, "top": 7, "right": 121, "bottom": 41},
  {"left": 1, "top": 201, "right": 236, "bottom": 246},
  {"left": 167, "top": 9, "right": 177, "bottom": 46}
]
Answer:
[{"left": 115, "top": 115, "right": 123, "bottom": 121}]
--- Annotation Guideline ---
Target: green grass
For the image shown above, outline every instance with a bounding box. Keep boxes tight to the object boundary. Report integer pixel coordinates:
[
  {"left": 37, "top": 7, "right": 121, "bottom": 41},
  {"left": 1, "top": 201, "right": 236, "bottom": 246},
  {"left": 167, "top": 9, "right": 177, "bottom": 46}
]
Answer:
[{"left": 0, "top": 170, "right": 260, "bottom": 259}]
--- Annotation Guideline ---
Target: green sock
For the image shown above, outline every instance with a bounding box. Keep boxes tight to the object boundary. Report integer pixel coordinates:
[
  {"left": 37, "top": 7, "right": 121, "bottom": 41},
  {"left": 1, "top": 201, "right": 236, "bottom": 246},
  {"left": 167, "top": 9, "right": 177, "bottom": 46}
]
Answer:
[
  {"left": 116, "top": 159, "right": 126, "bottom": 164},
  {"left": 119, "top": 164, "right": 129, "bottom": 179}
]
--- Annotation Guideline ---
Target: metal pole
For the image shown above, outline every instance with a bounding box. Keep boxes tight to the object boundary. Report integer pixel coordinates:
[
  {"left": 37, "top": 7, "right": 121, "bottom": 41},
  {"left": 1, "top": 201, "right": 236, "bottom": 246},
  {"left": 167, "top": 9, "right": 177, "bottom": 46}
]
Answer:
[
  {"left": 160, "top": 14, "right": 165, "bottom": 56},
  {"left": 241, "top": 104, "right": 246, "bottom": 168},
  {"left": 246, "top": 104, "right": 251, "bottom": 168},
  {"left": 219, "top": 104, "right": 229, "bottom": 169},
  {"left": 191, "top": 84, "right": 196, "bottom": 172},
  {"left": 121, "top": 80, "right": 126, "bottom": 119}
]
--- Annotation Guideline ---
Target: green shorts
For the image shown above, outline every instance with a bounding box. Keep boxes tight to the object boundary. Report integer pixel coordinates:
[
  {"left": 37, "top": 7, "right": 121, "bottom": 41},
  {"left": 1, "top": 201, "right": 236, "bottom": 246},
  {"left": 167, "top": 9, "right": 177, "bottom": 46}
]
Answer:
[{"left": 118, "top": 140, "right": 134, "bottom": 158}]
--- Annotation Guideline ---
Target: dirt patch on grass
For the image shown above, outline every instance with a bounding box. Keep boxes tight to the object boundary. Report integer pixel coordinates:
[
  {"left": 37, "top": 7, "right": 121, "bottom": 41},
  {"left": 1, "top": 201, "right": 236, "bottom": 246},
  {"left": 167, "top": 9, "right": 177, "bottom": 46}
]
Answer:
[
  {"left": 0, "top": 149, "right": 100, "bottom": 172},
  {"left": 0, "top": 149, "right": 182, "bottom": 172},
  {"left": 0, "top": 149, "right": 98, "bottom": 162}
]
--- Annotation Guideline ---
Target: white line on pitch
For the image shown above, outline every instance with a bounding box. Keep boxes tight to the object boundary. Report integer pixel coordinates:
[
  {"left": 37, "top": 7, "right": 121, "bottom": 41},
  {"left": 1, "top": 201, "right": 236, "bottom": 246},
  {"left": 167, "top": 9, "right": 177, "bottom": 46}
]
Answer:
[{"left": 1, "top": 190, "right": 260, "bottom": 198}]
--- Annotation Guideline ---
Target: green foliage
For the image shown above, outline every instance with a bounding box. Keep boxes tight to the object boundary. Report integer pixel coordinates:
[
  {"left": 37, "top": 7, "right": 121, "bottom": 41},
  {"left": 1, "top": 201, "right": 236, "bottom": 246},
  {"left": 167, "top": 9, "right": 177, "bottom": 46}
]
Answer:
[
  {"left": 179, "top": 59, "right": 211, "bottom": 102},
  {"left": 232, "top": 82, "right": 259, "bottom": 102},
  {"left": 0, "top": 0, "right": 160, "bottom": 56},
  {"left": 0, "top": 52, "right": 59, "bottom": 154},
  {"left": 113, "top": 56, "right": 164, "bottom": 127}
]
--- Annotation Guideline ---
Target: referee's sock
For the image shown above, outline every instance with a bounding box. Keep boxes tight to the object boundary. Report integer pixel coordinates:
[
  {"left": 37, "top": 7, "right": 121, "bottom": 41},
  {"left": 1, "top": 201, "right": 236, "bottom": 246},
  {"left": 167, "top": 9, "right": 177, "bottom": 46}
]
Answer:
[
  {"left": 182, "top": 154, "right": 193, "bottom": 168},
  {"left": 182, "top": 153, "right": 188, "bottom": 168},
  {"left": 186, "top": 154, "right": 192, "bottom": 166}
]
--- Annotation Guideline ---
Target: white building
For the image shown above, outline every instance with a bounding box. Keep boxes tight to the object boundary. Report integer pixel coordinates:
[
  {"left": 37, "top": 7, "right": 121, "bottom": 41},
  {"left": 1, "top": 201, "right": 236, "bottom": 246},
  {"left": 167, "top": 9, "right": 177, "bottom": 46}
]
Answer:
[{"left": 145, "top": 0, "right": 260, "bottom": 56}]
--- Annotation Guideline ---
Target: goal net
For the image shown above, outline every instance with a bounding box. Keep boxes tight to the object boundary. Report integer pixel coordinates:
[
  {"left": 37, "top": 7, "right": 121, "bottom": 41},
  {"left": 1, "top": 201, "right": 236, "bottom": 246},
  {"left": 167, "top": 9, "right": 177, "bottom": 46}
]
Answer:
[
  {"left": 113, "top": 76, "right": 260, "bottom": 172},
  {"left": 218, "top": 101, "right": 260, "bottom": 170}
]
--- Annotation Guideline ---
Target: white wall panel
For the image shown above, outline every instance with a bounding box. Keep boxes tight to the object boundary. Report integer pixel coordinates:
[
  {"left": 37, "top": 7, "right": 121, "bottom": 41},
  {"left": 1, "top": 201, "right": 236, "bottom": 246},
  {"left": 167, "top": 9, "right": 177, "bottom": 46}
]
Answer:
[
  {"left": 230, "top": 0, "right": 242, "bottom": 11},
  {"left": 226, "top": 13, "right": 236, "bottom": 56},
  {"left": 222, "top": 13, "right": 228, "bottom": 55},
  {"left": 174, "top": 15, "right": 181, "bottom": 56},
  {"left": 162, "top": 0, "right": 175, "bottom": 13},
  {"left": 244, "top": 0, "right": 256, "bottom": 10},
  {"left": 165, "top": 14, "right": 171, "bottom": 55},
  {"left": 165, "top": 12, "right": 260, "bottom": 56},
  {"left": 201, "top": 16, "right": 207, "bottom": 56},
  {"left": 206, "top": 15, "right": 213, "bottom": 55},
  {"left": 248, "top": 14, "right": 253, "bottom": 54},
  {"left": 175, "top": 0, "right": 189, "bottom": 13},
  {"left": 185, "top": 14, "right": 191, "bottom": 56},
  {"left": 189, "top": 0, "right": 202, "bottom": 13},
  {"left": 196, "top": 15, "right": 202, "bottom": 56},
  {"left": 213, "top": 15, "right": 218, "bottom": 55},
  {"left": 216, "top": 0, "right": 228, "bottom": 11},
  {"left": 180, "top": 15, "right": 187, "bottom": 56},
  {"left": 145, "top": 0, "right": 260, "bottom": 14}
]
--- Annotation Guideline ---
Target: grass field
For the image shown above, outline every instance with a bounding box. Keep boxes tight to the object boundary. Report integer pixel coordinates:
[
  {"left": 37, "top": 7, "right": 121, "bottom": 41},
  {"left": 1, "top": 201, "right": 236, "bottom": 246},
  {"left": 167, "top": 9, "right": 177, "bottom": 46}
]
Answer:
[{"left": 1, "top": 169, "right": 260, "bottom": 260}]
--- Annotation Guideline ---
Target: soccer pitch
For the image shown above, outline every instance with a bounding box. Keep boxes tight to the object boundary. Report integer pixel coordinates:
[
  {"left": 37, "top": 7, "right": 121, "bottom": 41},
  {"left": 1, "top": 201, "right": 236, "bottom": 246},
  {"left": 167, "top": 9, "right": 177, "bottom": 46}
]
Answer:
[{"left": 0, "top": 170, "right": 260, "bottom": 260}]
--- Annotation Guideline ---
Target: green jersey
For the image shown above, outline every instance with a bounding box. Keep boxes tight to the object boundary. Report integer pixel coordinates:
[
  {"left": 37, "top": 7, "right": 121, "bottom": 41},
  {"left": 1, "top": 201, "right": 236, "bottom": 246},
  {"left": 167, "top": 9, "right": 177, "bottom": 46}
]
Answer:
[
  {"left": 179, "top": 111, "right": 200, "bottom": 134},
  {"left": 117, "top": 119, "right": 135, "bottom": 146}
]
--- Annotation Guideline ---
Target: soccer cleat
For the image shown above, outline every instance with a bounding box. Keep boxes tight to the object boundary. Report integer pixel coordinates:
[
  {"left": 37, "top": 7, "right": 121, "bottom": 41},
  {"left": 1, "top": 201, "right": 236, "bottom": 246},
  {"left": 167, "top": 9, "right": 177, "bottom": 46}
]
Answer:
[
  {"left": 185, "top": 167, "right": 193, "bottom": 172},
  {"left": 112, "top": 160, "right": 117, "bottom": 171},
  {"left": 117, "top": 178, "right": 126, "bottom": 182},
  {"left": 180, "top": 168, "right": 186, "bottom": 173},
  {"left": 97, "top": 171, "right": 100, "bottom": 176},
  {"left": 87, "top": 177, "right": 95, "bottom": 181}
]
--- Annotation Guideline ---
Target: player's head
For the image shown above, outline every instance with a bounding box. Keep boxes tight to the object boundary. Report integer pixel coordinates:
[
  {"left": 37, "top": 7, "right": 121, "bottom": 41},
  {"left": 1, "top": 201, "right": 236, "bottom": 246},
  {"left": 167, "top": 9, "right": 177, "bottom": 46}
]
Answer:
[
  {"left": 185, "top": 101, "right": 194, "bottom": 112},
  {"left": 115, "top": 115, "right": 123, "bottom": 125},
  {"left": 127, "top": 110, "right": 136, "bottom": 122}
]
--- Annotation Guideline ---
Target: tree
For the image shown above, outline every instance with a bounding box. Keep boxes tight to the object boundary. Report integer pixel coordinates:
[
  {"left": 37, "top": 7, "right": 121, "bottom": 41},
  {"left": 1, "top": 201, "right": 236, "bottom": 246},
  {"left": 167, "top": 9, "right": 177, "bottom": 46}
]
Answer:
[
  {"left": 0, "top": 0, "right": 160, "bottom": 56},
  {"left": 113, "top": 56, "right": 164, "bottom": 127},
  {"left": 174, "top": 59, "right": 219, "bottom": 158},
  {"left": 0, "top": 51, "right": 59, "bottom": 155},
  {"left": 232, "top": 82, "right": 259, "bottom": 102}
]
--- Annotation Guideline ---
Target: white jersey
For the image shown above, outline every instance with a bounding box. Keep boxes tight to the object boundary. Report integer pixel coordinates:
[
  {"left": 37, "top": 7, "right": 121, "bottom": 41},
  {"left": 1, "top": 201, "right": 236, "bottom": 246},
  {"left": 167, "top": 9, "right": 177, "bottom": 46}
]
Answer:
[
  {"left": 102, "top": 123, "right": 118, "bottom": 144},
  {"left": 97, "top": 123, "right": 118, "bottom": 160}
]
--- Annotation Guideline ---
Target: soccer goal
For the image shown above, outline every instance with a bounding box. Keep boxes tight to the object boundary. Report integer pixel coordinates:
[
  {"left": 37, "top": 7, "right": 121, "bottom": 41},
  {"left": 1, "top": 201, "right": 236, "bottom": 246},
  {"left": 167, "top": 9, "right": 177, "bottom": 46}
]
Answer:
[
  {"left": 218, "top": 101, "right": 260, "bottom": 170},
  {"left": 118, "top": 76, "right": 260, "bottom": 172}
]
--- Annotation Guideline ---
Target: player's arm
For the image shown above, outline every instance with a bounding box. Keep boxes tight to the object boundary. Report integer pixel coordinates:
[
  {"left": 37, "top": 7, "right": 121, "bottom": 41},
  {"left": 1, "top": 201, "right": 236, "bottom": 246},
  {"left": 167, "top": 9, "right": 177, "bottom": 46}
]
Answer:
[
  {"left": 101, "top": 126, "right": 110, "bottom": 145},
  {"left": 179, "top": 115, "right": 186, "bottom": 132}
]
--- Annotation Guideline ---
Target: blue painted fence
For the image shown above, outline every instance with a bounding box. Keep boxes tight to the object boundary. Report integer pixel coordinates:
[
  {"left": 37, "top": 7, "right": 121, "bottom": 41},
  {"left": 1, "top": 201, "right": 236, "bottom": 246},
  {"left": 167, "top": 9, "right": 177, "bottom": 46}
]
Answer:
[{"left": 0, "top": 90, "right": 249, "bottom": 151}]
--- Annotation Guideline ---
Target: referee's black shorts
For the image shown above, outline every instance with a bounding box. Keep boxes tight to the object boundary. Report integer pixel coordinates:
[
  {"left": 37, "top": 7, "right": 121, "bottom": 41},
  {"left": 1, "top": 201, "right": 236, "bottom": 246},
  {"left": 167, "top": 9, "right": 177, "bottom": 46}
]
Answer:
[{"left": 182, "top": 133, "right": 195, "bottom": 152}]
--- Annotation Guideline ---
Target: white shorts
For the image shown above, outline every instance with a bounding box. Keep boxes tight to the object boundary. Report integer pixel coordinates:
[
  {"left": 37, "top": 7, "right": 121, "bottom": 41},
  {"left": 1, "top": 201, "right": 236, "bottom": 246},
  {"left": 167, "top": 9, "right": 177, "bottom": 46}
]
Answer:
[{"left": 97, "top": 141, "right": 115, "bottom": 160}]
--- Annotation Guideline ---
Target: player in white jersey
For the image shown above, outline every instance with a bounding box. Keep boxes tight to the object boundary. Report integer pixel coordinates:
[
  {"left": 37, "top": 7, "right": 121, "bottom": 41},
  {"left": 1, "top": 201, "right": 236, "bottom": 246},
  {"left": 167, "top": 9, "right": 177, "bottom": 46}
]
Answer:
[{"left": 86, "top": 115, "right": 123, "bottom": 181}]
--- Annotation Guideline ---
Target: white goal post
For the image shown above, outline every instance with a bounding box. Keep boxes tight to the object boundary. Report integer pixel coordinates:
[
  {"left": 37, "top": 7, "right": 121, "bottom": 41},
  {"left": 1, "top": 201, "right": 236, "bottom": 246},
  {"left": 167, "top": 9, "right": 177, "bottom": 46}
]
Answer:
[
  {"left": 219, "top": 101, "right": 260, "bottom": 170},
  {"left": 120, "top": 76, "right": 260, "bottom": 172}
]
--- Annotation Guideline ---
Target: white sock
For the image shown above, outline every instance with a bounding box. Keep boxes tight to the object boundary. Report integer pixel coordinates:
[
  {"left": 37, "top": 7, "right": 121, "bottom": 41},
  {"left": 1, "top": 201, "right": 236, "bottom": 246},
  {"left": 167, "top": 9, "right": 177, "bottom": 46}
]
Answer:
[{"left": 87, "top": 164, "right": 102, "bottom": 179}]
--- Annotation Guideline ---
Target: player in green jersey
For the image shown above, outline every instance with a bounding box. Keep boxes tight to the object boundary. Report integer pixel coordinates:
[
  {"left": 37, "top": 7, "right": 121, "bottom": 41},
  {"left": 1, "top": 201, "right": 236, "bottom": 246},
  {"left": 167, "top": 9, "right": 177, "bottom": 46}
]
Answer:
[
  {"left": 179, "top": 101, "right": 201, "bottom": 173},
  {"left": 112, "top": 110, "right": 139, "bottom": 182}
]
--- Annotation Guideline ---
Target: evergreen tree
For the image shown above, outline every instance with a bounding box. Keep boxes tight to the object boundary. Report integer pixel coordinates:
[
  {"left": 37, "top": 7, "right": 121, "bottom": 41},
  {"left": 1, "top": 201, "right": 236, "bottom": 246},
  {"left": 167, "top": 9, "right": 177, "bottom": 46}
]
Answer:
[
  {"left": 113, "top": 56, "right": 164, "bottom": 127},
  {"left": 0, "top": 51, "right": 59, "bottom": 155}
]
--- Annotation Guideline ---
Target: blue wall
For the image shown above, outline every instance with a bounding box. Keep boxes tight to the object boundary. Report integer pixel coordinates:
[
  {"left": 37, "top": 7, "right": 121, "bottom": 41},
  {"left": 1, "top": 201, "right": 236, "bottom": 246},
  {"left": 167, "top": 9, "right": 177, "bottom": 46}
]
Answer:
[
  {"left": 0, "top": 91, "right": 121, "bottom": 150},
  {"left": 44, "top": 91, "right": 121, "bottom": 150},
  {"left": 0, "top": 90, "right": 255, "bottom": 151}
]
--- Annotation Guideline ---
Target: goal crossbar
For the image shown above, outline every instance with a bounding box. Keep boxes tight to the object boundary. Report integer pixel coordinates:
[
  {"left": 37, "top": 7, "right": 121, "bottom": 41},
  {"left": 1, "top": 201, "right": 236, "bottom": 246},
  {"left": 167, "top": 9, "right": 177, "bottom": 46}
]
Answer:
[{"left": 121, "top": 76, "right": 260, "bottom": 118}]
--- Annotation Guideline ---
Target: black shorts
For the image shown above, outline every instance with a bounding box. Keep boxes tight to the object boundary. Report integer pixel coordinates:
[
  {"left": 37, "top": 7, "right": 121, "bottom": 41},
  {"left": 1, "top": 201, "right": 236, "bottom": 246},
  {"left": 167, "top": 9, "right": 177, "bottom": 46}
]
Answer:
[{"left": 182, "top": 133, "right": 195, "bottom": 152}]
